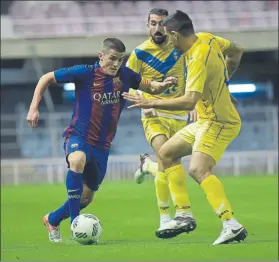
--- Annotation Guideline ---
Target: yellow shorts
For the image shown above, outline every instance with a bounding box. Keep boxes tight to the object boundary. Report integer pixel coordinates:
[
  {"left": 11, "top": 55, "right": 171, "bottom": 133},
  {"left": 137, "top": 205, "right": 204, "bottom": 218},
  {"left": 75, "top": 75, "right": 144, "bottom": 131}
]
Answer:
[
  {"left": 142, "top": 116, "right": 187, "bottom": 144},
  {"left": 175, "top": 120, "right": 241, "bottom": 163}
]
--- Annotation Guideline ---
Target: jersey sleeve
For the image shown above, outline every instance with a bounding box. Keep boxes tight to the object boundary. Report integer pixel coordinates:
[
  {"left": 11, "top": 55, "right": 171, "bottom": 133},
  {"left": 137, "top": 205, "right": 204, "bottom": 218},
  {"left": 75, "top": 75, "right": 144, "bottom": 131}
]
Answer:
[
  {"left": 54, "top": 65, "right": 92, "bottom": 84},
  {"left": 185, "top": 58, "right": 207, "bottom": 94},
  {"left": 126, "top": 50, "right": 142, "bottom": 73},
  {"left": 214, "top": 35, "right": 231, "bottom": 53},
  {"left": 124, "top": 66, "right": 142, "bottom": 90}
]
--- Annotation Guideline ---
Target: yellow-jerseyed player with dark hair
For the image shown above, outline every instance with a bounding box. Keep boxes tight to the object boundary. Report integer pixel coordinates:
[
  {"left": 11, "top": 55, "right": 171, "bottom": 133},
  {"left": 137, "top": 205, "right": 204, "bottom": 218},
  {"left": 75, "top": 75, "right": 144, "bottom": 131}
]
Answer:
[
  {"left": 126, "top": 8, "right": 197, "bottom": 239},
  {"left": 124, "top": 10, "right": 248, "bottom": 245}
]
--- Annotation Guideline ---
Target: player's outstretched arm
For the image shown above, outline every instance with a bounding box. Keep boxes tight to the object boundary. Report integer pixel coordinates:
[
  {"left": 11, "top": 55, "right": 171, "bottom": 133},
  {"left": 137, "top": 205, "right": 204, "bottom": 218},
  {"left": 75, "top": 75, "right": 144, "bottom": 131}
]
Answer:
[
  {"left": 137, "top": 77, "right": 177, "bottom": 95},
  {"left": 27, "top": 72, "right": 57, "bottom": 128},
  {"left": 125, "top": 66, "right": 177, "bottom": 95},
  {"left": 123, "top": 90, "right": 200, "bottom": 111},
  {"left": 124, "top": 56, "right": 205, "bottom": 110}
]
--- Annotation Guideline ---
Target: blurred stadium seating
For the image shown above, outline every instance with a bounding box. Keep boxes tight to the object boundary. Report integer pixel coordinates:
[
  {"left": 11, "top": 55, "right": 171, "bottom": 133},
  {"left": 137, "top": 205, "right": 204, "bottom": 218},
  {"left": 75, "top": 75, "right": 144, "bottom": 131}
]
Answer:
[
  {"left": 1, "top": 1, "right": 278, "bottom": 184},
  {"left": 1, "top": 1, "right": 278, "bottom": 38}
]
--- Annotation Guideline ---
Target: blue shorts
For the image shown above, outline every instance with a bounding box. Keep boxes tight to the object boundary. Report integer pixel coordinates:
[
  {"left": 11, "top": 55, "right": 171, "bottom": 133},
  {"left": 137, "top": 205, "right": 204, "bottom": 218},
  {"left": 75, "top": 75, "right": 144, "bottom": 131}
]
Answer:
[{"left": 64, "top": 136, "right": 109, "bottom": 192}]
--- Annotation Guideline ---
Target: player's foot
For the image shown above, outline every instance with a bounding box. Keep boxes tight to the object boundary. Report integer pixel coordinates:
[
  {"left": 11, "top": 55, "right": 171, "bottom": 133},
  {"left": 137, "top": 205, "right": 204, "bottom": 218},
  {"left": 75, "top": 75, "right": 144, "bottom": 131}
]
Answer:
[
  {"left": 134, "top": 153, "right": 151, "bottom": 184},
  {"left": 155, "top": 216, "right": 197, "bottom": 239},
  {"left": 212, "top": 225, "right": 248, "bottom": 245},
  {"left": 43, "top": 214, "right": 62, "bottom": 243}
]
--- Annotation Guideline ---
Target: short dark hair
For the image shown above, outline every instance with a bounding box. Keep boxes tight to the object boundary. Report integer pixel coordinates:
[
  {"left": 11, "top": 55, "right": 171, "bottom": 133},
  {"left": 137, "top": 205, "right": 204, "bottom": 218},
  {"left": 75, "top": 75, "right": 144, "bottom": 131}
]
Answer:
[
  {"left": 102, "top": 38, "right": 126, "bottom": 53},
  {"left": 162, "top": 10, "right": 195, "bottom": 36},
  {"left": 148, "top": 8, "right": 168, "bottom": 22}
]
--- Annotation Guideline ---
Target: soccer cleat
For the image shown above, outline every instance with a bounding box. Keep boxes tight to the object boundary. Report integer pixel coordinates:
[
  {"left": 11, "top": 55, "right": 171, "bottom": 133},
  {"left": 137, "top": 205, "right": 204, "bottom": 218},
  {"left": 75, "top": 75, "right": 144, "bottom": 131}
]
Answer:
[
  {"left": 43, "top": 214, "right": 62, "bottom": 243},
  {"left": 134, "top": 153, "right": 151, "bottom": 184},
  {"left": 212, "top": 225, "right": 248, "bottom": 245},
  {"left": 155, "top": 216, "right": 197, "bottom": 239}
]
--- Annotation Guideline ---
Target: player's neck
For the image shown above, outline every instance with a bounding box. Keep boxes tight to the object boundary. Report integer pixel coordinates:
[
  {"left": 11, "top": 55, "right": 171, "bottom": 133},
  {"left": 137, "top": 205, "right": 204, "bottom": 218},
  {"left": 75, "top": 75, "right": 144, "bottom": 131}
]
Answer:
[
  {"left": 183, "top": 35, "right": 198, "bottom": 53},
  {"left": 150, "top": 37, "right": 168, "bottom": 47}
]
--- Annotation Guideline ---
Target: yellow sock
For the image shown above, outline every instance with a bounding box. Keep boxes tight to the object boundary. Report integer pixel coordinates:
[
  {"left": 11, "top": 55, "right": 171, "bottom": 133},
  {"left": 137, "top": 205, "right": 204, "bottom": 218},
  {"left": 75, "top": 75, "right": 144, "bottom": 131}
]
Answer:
[
  {"left": 165, "top": 164, "right": 192, "bottom": 216},
  {"left": 145, "top": 159, "right": 158, "bottom": 177},
  {"left": 155, "top": 171, "right": 171, "bottom": 220},
  {"left": 200, "top": 175, "right": 234, "bottom": 221}
]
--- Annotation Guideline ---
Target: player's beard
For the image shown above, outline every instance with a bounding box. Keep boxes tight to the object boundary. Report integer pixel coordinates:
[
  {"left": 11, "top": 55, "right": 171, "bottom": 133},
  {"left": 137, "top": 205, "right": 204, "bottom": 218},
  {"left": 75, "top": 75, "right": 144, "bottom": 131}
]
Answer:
[{"left": 151, "top": 32, "right": 167, "bottom": 45}]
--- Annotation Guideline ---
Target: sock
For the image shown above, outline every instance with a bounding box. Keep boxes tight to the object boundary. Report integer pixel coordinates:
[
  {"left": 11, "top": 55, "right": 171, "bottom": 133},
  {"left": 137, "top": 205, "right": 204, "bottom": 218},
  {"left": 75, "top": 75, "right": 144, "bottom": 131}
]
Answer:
[
  {"left": 200, "top": 175, "right": 234, "bottom": 221},
  {"left": 154, "top": 171, "right": 171, "bottom": 225},
  {"left": 223, "top": 218, "right": 241, "bottom": 228},
  {"left": 144, "top": 158, "right": 158, "bottom": 177},
  {"left": 66, "top": 170, "right": 83, "bottom": 223},
  {"left": 165, "top": 165, "right": 193, "bottom": 218},
  {"left": 48, "top": 202, "right": 88, "bottom": 227}
]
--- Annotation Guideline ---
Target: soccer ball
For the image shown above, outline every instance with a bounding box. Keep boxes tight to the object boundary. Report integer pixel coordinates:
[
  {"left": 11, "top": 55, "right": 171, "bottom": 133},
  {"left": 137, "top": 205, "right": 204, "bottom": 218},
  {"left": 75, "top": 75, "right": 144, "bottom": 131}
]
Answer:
[{"left": 71, "top": 214, "right": 102, "bottom": 245}]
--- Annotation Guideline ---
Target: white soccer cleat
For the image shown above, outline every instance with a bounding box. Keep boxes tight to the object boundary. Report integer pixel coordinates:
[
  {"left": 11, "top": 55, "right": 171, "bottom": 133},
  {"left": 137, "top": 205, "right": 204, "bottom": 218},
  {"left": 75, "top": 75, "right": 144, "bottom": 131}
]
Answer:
[
  {"left": 134, "top": 153, "right": 151, "bottom": 184},
  {"left": 155, "top": 216, "right": 197, "bottom": 239},
  {"left": 212, "top": 225, "right": 248, "bottom": 245},
  {"left": 43, "top": 214, "right": 62, "bottom": 243}
]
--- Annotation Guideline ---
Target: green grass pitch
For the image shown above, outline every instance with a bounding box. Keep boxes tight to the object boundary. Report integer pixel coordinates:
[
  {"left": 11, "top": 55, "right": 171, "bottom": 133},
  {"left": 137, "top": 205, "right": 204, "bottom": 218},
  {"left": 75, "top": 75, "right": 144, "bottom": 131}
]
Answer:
[{"left": 1, "top": 175, "right": 278, "bottom": 261}]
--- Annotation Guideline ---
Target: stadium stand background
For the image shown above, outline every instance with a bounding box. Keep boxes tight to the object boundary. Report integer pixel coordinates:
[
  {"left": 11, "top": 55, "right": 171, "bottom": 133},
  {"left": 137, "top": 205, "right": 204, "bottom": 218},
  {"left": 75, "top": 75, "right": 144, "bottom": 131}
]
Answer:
[{"left": 1, "top": 1, "right": 278, "bottom": 184}]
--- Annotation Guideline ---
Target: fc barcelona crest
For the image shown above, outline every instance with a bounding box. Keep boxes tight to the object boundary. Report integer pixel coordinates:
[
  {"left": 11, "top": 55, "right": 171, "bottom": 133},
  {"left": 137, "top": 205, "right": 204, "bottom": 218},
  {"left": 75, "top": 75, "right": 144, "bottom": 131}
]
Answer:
[{"left": 113, "top": 77, "right": 122, "bottom": 88}]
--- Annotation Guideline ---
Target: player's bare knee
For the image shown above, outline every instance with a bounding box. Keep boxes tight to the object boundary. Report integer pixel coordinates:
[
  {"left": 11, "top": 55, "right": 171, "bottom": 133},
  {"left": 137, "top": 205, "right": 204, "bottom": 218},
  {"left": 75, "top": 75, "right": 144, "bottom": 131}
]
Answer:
[
  {"left": 158, "top": 147, "right": 173, "bottom": 169},
  {"left": 189, "top": 167, "right": 210, "bottom": 184},
  {"left": 68, "top": 151, "right": 86, "bottom": 173}
]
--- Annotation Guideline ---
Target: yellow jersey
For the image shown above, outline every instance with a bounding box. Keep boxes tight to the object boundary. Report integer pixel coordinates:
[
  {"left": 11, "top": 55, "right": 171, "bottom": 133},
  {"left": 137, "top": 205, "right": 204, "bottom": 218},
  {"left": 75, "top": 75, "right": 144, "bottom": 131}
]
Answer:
[
  {"left": 127, "top": 38, "right": 187, "bottom": 118},
  {"left": 185, "top": 32, "right": 241, "bottom": 125}
]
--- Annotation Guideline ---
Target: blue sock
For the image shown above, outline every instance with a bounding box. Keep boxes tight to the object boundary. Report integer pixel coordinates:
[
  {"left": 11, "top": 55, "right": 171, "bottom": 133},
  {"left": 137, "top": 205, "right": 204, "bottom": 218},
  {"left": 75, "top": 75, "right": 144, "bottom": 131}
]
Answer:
[
  {"left": 49, "top": 202, "right": 88, "bottom": 227},
  {"left": 66, "top": 170, "right": 83, "bottom": 223}
]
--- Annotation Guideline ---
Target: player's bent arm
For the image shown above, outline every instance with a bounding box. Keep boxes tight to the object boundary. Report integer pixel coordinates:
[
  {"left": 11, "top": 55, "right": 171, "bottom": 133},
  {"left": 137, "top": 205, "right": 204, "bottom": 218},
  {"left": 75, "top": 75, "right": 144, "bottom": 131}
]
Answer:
[
  {"left": 222, "top": 42, "right": 244, "bottom": 79},
  {"left": 137, "top": 77, "right": 177, "bottom": 95},
  {"left": 125, "top": 66, "right": 176, "bottom": 95},
  {"left": 29, "top": 72, "right": 57, "bottom": 110}
]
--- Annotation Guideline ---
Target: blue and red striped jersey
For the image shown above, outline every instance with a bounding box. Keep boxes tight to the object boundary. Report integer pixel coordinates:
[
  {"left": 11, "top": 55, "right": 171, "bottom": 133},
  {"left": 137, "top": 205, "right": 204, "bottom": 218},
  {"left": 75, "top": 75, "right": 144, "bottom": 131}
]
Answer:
[{"left": 54, "top": 62, "right": 141, "bottom": 150}]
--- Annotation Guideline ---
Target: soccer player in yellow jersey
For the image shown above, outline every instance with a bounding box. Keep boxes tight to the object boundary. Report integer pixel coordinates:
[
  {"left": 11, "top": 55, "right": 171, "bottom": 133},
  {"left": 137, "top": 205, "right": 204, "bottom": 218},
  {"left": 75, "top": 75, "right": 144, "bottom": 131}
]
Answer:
[
  {"left": 126, "top": 8, "right": 197, "bottom": 238},
  {"left": 123, "top": 10, "right": 248, "bottom": 245}
]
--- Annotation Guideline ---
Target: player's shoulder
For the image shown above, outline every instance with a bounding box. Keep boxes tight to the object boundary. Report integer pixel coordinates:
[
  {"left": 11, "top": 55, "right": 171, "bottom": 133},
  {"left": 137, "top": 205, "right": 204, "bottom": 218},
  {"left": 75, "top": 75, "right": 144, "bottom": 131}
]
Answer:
[
  {"left": 120, "top": 64, "right": 137, "bottom": 75},
  {"left": 133, "top": 38, "right": 158, "bottom": 57},
  {"left": 71, "top": 64, "right": 95, "bottom": 73},
  {"left": 196, "top": 32, "right": 215, "bottom": 41},
  {"left": 135, "top": 38, "right": 154, "bottom": 50},
  {"left": 192, "top": 42, "right": 211, "bottom": 60}
]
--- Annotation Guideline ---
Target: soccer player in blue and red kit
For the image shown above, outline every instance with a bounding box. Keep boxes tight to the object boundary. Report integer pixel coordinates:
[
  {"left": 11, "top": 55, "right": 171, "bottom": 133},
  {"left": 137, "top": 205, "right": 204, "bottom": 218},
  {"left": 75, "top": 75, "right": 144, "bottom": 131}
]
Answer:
[{"left": 26, "top": 38, "right": 176, "bottom": 243}]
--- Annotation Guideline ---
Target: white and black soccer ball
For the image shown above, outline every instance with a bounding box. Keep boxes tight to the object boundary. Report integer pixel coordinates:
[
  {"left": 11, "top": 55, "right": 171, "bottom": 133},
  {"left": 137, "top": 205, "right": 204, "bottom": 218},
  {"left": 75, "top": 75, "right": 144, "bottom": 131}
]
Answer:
[{"left": 71, "top": 214, "right": 102, "bottom": 245}]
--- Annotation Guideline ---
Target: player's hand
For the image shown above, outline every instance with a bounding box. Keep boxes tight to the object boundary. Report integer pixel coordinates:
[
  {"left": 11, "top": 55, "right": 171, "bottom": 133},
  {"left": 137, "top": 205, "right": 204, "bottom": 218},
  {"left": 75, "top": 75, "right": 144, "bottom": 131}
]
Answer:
[
  {"left": 122, "top": 93, "right": 153, "bottom": 109},
  {"left": 26, "top": 108, "right": 40, "bottom": 128},
  {"left": 143, "top": 108, "right": 158, "bottom": 117},
  {"left": 189, "top": 109, "right": 197, "bottom": 122},
  {"left": 152, "top": 77, "right": 177, "bottom": 91},
  {"left": 161, "top": 76, "right": 177, "bottom": 87}
]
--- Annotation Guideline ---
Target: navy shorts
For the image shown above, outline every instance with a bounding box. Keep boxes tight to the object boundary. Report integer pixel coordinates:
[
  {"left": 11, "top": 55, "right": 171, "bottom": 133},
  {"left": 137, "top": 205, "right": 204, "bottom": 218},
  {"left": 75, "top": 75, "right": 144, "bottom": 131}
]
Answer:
[{"left": 64, "top": 136, "right": 109, "bottom": 192}]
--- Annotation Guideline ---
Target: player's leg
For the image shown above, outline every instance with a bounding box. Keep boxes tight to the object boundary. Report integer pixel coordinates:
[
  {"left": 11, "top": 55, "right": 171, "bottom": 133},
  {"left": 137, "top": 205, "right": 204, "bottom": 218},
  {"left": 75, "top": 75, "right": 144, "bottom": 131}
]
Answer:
[
  {"left": 136, "top": 117, "right": 173, "bottom": 226},
  {"left": 134, "top": 117, "right": 166, "bottom": 183},
  {"left": 155, "top": 127, "right": 196, "bottom": 238},
  {"left": 189, "top": 121, "right": 247, "bottom": 245},
  {"left": 150, "top": 134, "right": 172, "bottom": 225},
  {"left": 44, "top": 136, "right": 88, "bottom": 242},
  {"left": 136, "top": 118, "right": 187, "bottom": 182},
  {"left": 47, "top": 183, "right": 94, "bottom": 227}
]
